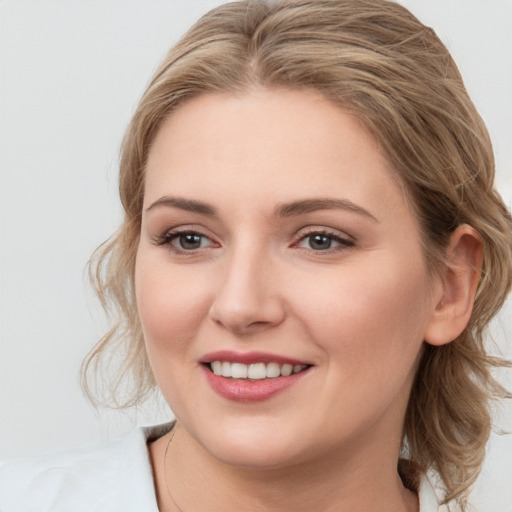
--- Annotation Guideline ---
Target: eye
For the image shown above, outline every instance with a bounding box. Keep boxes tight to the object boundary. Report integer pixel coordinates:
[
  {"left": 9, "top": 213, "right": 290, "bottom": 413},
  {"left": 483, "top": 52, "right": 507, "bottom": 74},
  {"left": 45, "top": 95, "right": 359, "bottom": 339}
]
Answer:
[
  {"left": 172, "top": 232, "right": 211, "bottom": 250},
  {"left": 302, "top": 234, "right": 335, "bottom": 251},
  {"left": 155, "top": 229, "right": 217, "bottom": 252},
  {"left": 295, "top": 230, "right": 354, "bottom": 252}
]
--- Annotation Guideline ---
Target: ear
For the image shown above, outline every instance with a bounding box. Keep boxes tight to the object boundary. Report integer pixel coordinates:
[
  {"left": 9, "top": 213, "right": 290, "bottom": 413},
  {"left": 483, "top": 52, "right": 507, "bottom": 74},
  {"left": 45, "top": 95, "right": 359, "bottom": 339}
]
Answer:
[{"left": 424, "top": 225, "right": 483, "bottom": 346}]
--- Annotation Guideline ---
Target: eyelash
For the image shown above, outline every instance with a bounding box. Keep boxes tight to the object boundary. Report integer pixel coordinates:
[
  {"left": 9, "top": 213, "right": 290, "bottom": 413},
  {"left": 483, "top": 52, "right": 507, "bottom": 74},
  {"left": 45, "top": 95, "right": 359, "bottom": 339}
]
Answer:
[
  {"left": 153, "top": 228, "right": 218, "bottom": 255},
  {"left": 153, "top": 227, "right": 355, "bottom": 255},
  {"left": 293, "top": 228, "right": 355, "bottom": 254}
]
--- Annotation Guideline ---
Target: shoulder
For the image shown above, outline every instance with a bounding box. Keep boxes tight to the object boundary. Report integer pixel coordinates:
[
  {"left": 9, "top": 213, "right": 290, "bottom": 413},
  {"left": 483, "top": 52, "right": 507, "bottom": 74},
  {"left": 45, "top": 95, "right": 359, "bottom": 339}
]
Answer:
[{"left": 0, "top": 423, "right": 171, "bottom": 512}]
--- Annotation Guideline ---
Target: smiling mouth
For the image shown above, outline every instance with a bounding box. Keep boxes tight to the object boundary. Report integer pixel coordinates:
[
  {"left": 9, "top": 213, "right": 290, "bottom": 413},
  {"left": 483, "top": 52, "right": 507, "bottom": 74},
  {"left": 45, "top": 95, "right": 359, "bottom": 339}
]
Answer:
[{"left": 207, "top": 361, "right": 311, "bottom": 380}]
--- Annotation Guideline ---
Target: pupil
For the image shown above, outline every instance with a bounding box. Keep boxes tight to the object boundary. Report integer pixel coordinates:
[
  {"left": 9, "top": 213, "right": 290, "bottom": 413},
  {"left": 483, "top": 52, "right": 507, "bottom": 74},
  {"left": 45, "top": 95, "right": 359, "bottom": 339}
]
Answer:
[
  {"left": 310, "top": 234, "right": 331, "bottom": 250},
  {"left": 180, "top": 234, "right": 201, "bottom": 249}
]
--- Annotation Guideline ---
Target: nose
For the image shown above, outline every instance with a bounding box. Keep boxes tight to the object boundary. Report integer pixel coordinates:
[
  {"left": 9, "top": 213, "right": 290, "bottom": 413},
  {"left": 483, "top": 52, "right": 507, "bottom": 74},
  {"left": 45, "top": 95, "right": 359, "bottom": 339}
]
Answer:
[{"left": 208, "top": 247, "right": 286, "bottom": 335}]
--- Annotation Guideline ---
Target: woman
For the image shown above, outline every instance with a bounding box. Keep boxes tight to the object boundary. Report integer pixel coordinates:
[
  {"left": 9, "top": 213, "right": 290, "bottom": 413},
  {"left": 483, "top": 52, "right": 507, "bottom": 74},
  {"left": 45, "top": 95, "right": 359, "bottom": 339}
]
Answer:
[{"left": 1, "top": 0, "right": 511, "bottom": 511}]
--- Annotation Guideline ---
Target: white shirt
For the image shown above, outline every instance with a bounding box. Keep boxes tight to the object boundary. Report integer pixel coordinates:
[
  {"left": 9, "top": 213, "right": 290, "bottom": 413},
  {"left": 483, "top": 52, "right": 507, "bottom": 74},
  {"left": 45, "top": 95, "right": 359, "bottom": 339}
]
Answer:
[{"left": 0, "top": 423, "right": 440, "bottom": 511}]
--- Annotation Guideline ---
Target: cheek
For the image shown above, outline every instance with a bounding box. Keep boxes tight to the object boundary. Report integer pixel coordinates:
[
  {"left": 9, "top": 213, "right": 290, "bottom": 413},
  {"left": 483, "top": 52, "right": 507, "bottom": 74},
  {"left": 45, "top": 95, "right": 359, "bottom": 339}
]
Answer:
[
  {"left": 135, "top": 255, "right": 216, "bottom": 414},
  {"left": 289, "top": 254, "right": 431, "bottom": 375},
  {"left": 135, "top": 255, "right": 211, "bottom": 356}
]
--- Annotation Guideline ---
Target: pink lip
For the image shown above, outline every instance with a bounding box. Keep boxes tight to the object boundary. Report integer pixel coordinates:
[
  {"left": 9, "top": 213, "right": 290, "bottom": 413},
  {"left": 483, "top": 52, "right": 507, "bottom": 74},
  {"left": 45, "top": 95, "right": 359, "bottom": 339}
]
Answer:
[
  {"left": 200, "top": 350, "right": 311, "bottom": 366},
  {"left": 199, "top": 351, "right": 313, "bottom": 403}
]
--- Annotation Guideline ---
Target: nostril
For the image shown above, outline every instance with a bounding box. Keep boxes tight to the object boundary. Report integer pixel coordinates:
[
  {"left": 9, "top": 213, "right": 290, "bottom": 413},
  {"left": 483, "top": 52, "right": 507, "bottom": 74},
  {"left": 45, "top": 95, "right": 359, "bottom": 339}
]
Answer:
[{"left": 208, "top": 274, "right": 286, "bottom": 334}]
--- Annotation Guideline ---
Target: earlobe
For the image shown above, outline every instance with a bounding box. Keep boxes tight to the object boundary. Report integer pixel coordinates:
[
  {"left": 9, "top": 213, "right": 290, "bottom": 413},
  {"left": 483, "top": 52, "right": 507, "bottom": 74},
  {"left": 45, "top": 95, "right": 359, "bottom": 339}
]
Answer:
[{"left": 424, "top": 225, "right": 483, "bottom": 347}]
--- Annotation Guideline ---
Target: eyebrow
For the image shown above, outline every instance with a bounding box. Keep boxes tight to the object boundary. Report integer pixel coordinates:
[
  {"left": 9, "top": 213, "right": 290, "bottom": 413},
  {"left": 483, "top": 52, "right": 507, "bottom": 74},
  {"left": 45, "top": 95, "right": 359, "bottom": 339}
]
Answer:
[
  {"left": 275, "top": 198, "right": 378, "bottom": 222},
  {"left": 146, "top": 196, "right": 217, "bottom": 216},
  {"left": 145, "top": 195, "right": 377, "bottom": 222}
]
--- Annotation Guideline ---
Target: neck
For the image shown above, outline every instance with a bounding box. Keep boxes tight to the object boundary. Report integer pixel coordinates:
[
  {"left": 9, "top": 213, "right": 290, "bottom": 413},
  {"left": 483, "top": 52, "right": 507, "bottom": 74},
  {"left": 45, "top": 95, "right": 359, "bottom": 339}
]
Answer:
[{"left": 149, "top": 423, "right": 418, "bottom": 512}]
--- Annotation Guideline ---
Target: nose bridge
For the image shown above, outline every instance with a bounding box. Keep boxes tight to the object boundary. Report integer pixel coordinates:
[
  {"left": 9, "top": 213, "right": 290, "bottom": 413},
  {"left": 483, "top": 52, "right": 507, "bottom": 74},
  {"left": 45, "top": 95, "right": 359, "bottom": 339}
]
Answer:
[{"left": 209, "top": 234, "right": 284, "bottom": 333}]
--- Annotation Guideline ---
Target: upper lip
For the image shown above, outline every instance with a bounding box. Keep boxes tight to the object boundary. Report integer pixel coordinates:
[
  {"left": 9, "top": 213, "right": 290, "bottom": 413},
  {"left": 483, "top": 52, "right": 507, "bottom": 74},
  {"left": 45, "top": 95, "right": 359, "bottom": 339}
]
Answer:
[{"left": 200, "top": 350, "right": 313, "bottom": 366}]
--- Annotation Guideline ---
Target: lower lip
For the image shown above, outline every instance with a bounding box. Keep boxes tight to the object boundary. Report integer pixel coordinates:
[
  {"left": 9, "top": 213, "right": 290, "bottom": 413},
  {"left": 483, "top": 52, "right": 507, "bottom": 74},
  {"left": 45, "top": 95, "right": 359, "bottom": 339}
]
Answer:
[{"left": 201, "top": 365, "right": 310, "bottom": 403}]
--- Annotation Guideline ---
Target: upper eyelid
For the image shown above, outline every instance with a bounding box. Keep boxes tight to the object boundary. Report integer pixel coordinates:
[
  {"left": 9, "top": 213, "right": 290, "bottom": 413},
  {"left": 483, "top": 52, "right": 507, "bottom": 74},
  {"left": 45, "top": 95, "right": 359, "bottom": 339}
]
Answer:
[
  {"left": 151, "top": 225, "right": 218, "bottom": 248},
  {"left": 155, "top": 229, "right": 219, "bottom": 254},
  {"left": 153, "top": 224, "right": 355, "bottom": 246},
  {"left": 165, "top": 228, "right": 217, "bottom": 244},
  {"left": 291, "top": 228, "right": 357, "bottom": 254},
  {"left": 161, "top": 224, "right": 216, "bottom": 239},
  {"left": 294, "top": 226, "right": 355, "bottom": 242}
]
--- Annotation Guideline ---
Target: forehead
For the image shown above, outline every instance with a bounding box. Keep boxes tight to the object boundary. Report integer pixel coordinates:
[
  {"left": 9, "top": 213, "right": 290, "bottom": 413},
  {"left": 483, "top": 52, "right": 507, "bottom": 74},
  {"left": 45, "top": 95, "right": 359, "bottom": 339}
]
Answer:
[{"left": 144, "top": 88, "right": 409, "bottom": 221}]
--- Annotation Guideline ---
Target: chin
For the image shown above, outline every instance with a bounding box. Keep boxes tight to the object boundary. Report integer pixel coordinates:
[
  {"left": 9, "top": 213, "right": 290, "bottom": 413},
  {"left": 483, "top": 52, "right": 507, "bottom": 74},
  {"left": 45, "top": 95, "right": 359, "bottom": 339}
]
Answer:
[
  {"left": 212, "top": 441, "right": 302, "bottom": 471},
  {"left": 193, "top": 419, "right": 307, "bottom": 470}
]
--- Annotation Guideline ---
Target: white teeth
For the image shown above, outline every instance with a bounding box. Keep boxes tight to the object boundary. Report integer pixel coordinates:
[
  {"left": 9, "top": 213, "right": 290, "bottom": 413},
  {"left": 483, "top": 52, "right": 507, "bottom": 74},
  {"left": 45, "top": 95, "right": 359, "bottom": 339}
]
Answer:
[
  {"left": 221, "top": 361, "right": 232, "bottom": 378},
  {"left": 266, "top": 362, "right": 281, "bottom": 378},
  {"left": 248, "top": 363, "right": 267, "bottom": 380},
  {"left": 212, "top": 361, "right": 222, "bottom": 375},
  {"left": 281, "top": 364, "right": 293, "bottom": 376},
  {"left": 209, "top": 361, "right": 309, "bottom": 379},
  {"left": 231, "top": 363, "right": 248, "bottom": 379}
]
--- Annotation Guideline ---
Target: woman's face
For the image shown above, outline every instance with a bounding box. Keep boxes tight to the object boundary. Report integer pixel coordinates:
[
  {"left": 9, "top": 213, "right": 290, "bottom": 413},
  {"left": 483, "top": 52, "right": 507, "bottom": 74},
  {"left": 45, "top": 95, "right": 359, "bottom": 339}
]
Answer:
[{"left": 136, "top": 88, "right": 438, "bottom": 469}]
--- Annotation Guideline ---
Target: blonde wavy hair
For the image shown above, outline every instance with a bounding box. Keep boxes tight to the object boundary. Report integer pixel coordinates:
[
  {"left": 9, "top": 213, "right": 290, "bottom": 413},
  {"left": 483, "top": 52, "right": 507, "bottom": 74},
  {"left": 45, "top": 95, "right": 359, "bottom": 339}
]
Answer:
[{"left": 82, "top": 0, "right": 512, "bottom": 507}]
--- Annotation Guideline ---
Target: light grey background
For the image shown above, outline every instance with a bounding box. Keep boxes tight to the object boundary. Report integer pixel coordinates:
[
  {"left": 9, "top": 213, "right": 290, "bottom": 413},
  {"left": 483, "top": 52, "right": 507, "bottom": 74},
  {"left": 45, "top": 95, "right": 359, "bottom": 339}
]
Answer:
[{"left": 1, "top": 1, "right": 511, "bottom": 510}]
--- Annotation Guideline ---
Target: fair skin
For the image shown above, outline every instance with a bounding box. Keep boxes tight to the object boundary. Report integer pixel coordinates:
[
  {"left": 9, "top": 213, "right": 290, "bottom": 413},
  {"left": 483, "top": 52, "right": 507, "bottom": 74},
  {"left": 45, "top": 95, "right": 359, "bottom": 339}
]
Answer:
[{"left": 135, "top": 88, "right": 481, "bottom": 511}]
